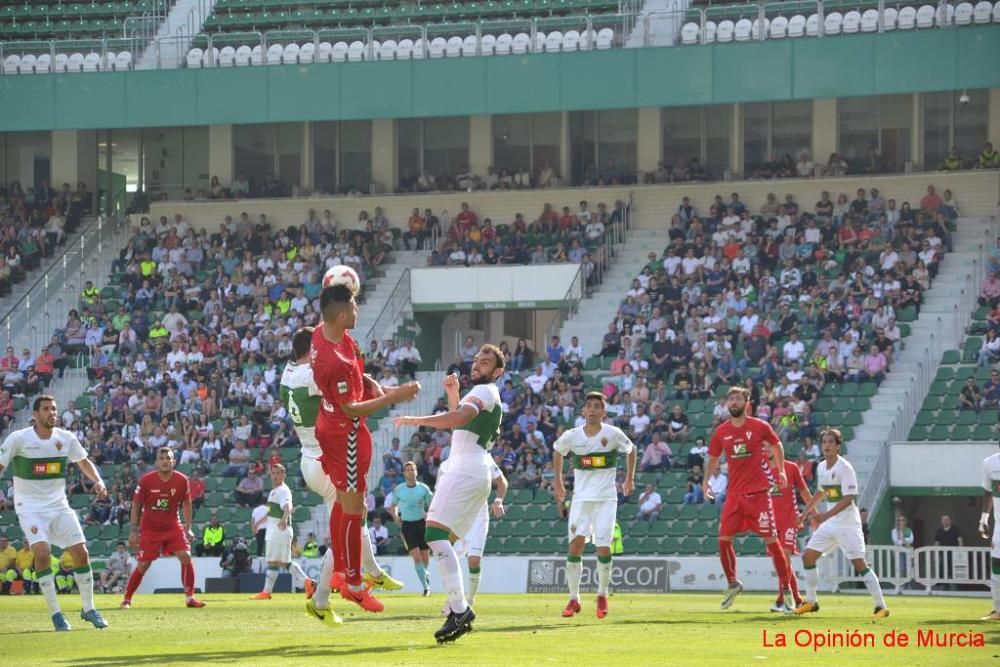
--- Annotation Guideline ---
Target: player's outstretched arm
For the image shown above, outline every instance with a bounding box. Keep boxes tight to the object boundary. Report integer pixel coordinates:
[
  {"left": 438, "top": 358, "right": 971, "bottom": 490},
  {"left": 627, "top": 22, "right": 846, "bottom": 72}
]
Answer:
[
  {"left": 443, "top": 373, "right": 461, "bottom": 412},
  {"left": 797, "top": 490, "right": 827, "bottom": 528},
  {"left": 392, "top": 403, "right": 477, "bottom": 431},
  {"left": 342, "top": 381, "right": 421, "bottom": 419},
  {"left": 981, "top": 490, "right": 993, "bottom": 540},
  {"left": 362, "top": 374, "right": 385, "bottom": 399},
  {"left": 76, "top": 457, "right": 107, "bottom": 499},
  {"left": 702, "top": 454, "right": 720, "bottom": 501},
  {"left": 492, "top": 470, "right": 509, "bottom": 519},
  {"left": 552, "top": 451, "right": 566, "bottom": 502},
  {"left": 624, "top": 446, "right": 637, "bottom": 497},
  {"left": 182, "top": 496, "right": 195, "bottom": 542},
  {"left": 129, "top": 496, "right": 143, "bottom": 552}
]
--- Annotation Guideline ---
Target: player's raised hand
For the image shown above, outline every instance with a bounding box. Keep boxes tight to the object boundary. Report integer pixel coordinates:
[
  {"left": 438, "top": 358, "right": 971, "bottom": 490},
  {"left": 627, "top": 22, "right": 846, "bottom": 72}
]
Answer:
[
  {"left": 395, "top": 381, "right": 421, "bottom": 402},
  {"left": 442, "top": 373, "right": 460, "bottom": 393},
  {"left": 392, "top": 415, "right": 411, "bottom": 429}
]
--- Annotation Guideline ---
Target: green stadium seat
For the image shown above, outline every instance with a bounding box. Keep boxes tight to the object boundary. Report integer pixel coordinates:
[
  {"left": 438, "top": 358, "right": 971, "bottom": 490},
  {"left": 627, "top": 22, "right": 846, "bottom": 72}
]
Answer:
[
  {"left": 957, "top": 410, "right": 977, "bottom": 426},
  {"left": 908, "top": 425, "right": 930, "bottom": 440},
  {"left": 928, "top": 381, "right": 950, "bottom": 397},
  {"left": 839, "top": 383, "right": 858, "bottom": 397},
  {"left": 914, "top": 411, "right": 936, "bottom": 426},
  {"left": 941, "top": 350, "right": 961, "bottom": 364},
  {"left": 936, "top": 410, "right": 956, "bottom": 425},
  {"left": 929, "top": 424, "right": 952, "bottom": 440},
  {"left": 858, "top": 383, "right": 877, "bottom": 397},
  {"left": 955, "top": 367, "right": 976, "bottom": 382},
  {"left": 973, "top": 424, "right": 995, "bottom": 440},
  {"left": 521, "top": 537, "right": 542, "bottom": 553},
  {"left": 660, "top": 536, "right": 680, "bottom": 555},
  {"left": 951, "top": 425, "right": 973, "bottom": 440},
  {"left": 678, "top": 537, "right": 702, "bottom": 555},
  {"left": 979, "top": 409, "right": 999, "bottom": 425}
]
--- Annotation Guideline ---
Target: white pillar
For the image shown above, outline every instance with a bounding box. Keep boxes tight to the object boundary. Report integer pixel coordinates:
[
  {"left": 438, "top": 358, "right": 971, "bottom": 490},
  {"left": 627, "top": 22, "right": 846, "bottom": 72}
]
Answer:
[
  {"left": 729, "top": 103, "right": 743, "bottom": 178},
  {"left": 560, "top": 111, "right": 571, "bottom": 185},
  {"left": 911, "top": 93, "right": 923, "bottom": 170},
  {"left": 300, "top": 121, "right": 313, "bottom": 192},
  {"left": 371, "top": 118, "right": 395, "bottom": 194},
  {"left": 469, "top": 115, "right": 492, "bottom": 177},
  {"left": 637, "top": 107, "right": 662, "bottom": 179},
  {"left": 812, "top": 98, "right": 838, "bottom": 165},
  {"left": 208, "top": 124, "right": 234, "bottom": 186},
  {"left": 51, "top": 129, "right": 96, "bottom": 189}
]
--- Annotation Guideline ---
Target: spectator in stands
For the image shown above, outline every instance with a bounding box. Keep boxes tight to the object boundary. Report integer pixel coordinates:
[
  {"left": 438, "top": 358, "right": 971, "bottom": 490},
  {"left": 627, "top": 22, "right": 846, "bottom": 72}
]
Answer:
[
  {"left": 196, "top": 512, "right": 226, "bottom": 557},
  {"left": 224, "top": 440, "right": 251, "bottom": 477},
  {"left": 982, "top": 370, "right": 1000, "bottom": 409},
  {"left": 978, "top": 330, "right": 1000, "bottom": 367},
  {"left": 920, "top": 185, "right": 942, "bottom": 213},
  {"left": 891, "top": 515, "right": 915, "bottom": 576},
  {"left": 932, "top": 514, "right": 963, "bottom": 590},
  {"left": 938, "top": 146, "right": 963, "bottom": 171},
  {"left": 632, "top": 483, "right": 663, "bottom": 525},
  {"left": 639, "top": 434, "right": 672, "bottom": 472},
  {"left": 234, "top": 468, "right": 264, "bottom": 507},
  {"left": 981, "top": 272, "right": 1000, "bottom": 309},
  {"left": 975, "top": 142, "right": 999, "bottom": 169},
  {"left": 959, "top": 376, "right": 983, "bottom": 411},
  {"left": 98, "top": 542, "right": 132, "bottom": 593},
  {"left": 706, "top": 468, "right": 728, "bottom": 506},
  {"left": 682, "top": 465, "right": 704, "bottom": 505},
  {"left": 369, "top": 517, "right": 390, "bottom": 556}
]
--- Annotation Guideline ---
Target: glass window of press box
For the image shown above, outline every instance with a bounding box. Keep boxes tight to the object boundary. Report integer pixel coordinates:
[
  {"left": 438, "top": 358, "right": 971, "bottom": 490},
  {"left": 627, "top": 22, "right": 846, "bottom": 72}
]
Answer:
[
  {"left": 568, "top": 110, "right": 638, "bottom": 186},
  {"left": 922, "top": 90, "right": 989, "bottom": 169},
  {"left": 742, "top": 101, "right": 812, "bottom": 177},
  {"left": 661, "top": 105, "right": 731, "bottom": 180},
  {"left": 397, "top": 117, "right": 471, "bottom": 190}
]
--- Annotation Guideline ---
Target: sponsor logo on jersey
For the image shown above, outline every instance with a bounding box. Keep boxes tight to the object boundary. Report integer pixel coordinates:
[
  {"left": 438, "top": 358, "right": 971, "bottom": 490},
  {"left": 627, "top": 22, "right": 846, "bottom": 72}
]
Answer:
[
  {"left": 580, "top": 455, "right": 606, "bottom": 468},
  {"left": 745, "top": 431, "right": 752, "bottom": 439},
  {"left": 723, "top": 435, "right": 733, "bottom": 440},
  {"left": 731, "top": 442, "right": 750, "bottom": 458},
  {"left": 32, "top": 461, "right": 62, "bottom": 476}
]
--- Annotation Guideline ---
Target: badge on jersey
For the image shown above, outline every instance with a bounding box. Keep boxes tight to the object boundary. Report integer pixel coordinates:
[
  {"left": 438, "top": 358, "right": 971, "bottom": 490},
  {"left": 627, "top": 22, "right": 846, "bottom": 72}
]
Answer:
[
  {"left": 337, "top": 381, "right": 348, "bottom": 394},
  {"left": 55, "top": 441, "right": 63, "bottom": 451}
]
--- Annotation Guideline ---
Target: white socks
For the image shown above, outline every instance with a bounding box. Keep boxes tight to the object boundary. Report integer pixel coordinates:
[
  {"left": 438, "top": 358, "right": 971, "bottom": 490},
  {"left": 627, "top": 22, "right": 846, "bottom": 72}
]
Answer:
[
  {"left": 288, "top": 560, "right": 308, "bottom": 584},
  {"left": 264, "top": 566, "right": 279, "bottom": 594},
  {"left": 361, "top": 527, "right": 381, "bottom": 577},
  {"left": 861, "top": 567, "right": 886, "bottom": 608},
  {"left": 314, "top": 550, "right": 333, "bottom": 609},
  {"left": 429, "top": 539, "right": 467, "bottom": 614},
  {"left": 804, "top": 566, "right": 818, "bottom": 603},
  {"left": 596, "top": 557, "right": 612, "bottom": 597},
  {"left": 566, "top": 557, "right": 582, "bottom": 601},
  {"left": 468, "top": 567, "right": 481, "bottom": 604},
  {"left": 38, "top": 570, "right": 61, "bottom": 615},
  {"left": 74, "top": 566, "right": 95, "bottom": 612}
]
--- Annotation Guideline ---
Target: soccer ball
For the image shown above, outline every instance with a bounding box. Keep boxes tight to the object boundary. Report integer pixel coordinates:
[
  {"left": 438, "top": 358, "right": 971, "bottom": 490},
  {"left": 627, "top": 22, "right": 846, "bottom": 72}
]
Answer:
[{"left": 322, "top": 264, "right": 360, "bottom": 293}]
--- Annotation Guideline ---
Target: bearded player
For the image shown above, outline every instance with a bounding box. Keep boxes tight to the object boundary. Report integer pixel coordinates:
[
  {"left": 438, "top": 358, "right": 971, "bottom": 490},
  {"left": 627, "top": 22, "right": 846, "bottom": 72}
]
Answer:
[
  {"left": 769, "top": 457, "right": 812, "bottom": 612},
  {"left": 311, "top": 283, "right": 420, "bottom": 612},
  {"left": 121, "top": 446, "right": 205, "bottom": 609},
  {"left": 702, "top": 386, "right": 793, "bottom": 610},
  {"left": 281, "top": 327, "right": 403, "bottom": 626}
]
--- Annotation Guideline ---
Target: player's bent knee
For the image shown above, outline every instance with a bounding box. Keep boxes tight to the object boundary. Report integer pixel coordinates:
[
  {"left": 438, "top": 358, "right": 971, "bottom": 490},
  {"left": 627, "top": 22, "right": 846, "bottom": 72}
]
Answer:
[{"left": 425, "top": 525, "right": 450, "bottom": 545}]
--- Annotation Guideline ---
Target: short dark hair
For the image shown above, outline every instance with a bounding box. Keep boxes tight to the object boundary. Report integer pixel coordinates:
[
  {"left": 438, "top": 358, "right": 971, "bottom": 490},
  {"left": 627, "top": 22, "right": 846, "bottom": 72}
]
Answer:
[
  {"left": 157, "top": 446, "right": 174, "bottom": 457},
  {"left": 116, "top": 541, "right": 126, "bottom": 547},
  {"left": 726, "top": 386, "right": 750, "bottom": 400},
  {"left": 819, "top": 428, "right": 843, "bottom": 446},
  {"left": 32, "top": 395, "right": 56, "bottom": 412},
  {"left": 478, "top": 343, "right": 505, "bottom": 371},
  {"left": 319, "top": 284, "right": 355, "bottom": 320},
  {"left": 293, "top": 327, "right": 314, "bottom": 360},
  {"left": 584, "top": 391, "right": 606, "bottom": 405}
]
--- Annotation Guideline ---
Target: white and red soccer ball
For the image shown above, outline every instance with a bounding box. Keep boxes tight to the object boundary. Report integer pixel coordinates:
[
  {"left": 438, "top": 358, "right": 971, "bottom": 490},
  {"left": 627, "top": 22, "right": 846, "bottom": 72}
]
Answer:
[{"left": 322, "top": 264, "right": 360, "bottom": 293}]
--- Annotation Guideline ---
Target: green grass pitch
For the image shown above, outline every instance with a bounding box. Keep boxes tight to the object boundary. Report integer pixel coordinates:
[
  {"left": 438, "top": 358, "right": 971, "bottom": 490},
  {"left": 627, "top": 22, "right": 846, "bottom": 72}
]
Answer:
[{"left": 0, "top": 593, "right": 995, "bottom": 665}]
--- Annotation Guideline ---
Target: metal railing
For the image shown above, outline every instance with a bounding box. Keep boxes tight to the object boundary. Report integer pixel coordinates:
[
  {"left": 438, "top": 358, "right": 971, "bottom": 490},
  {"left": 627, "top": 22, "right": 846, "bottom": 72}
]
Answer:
[{"left": 363, "top": 267, "right": 411, "bottom": 349}]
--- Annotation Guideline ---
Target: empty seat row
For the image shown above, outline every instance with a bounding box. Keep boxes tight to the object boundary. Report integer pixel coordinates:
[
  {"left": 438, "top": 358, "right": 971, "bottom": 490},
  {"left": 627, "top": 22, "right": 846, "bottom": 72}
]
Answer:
[
  {"left": 186, "top": 28, "right": 615, "bottom": 66},
  {"left": 1, "top": 50, "right": 131, "bottom": 73},
  {"left": 680, "top": 1, "right": 1000, "bottom": 44}
]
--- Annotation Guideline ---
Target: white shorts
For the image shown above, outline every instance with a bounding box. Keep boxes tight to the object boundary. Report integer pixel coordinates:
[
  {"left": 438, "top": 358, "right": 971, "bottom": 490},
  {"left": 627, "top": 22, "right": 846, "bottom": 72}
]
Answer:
[
  {"left": 301, "top": 455, "right": 336, "bottom": 508},
  {"left": 992, "top": 524, "right": 1000, "bottom": 560},
  {"left": 265, "top": 527, "right": 293, "bottom": 563},
  {"left": 453, "top": 506, "right": 489, "bottom": 559},
  {"left": 18, "top": 505, "right": 86, "bottom": 550},
  {"left": 568, "top": 499, "right": 617, "bottom": 548},
  {"left": 805, "top": 519, "right": 867, "bottom": 560},
  {"left": 427, "top": 465, "right": 491, "bottom": 540}
]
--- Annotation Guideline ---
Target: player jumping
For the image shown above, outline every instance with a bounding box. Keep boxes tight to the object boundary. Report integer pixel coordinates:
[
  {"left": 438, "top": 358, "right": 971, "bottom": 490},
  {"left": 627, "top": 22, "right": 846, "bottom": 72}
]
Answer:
[
  {"left": 980, "top": 444, "right": 1000, "bottom": 620},
  {"left": 388, "top": 460, "right": 433, "bottom": 595},
  {"left": 311, "top": 284, "right": 419, "bottom": 612},
  {"left": 121, "top": 446, "right": 206, "bottom": 609},
  {"left": 393, "top": 347, "right": 506, "bottom": 644},
  {"left": 553, "top": 391, "right": 636, "bottom": 619},
  {"left": 0, "top": 395, "right": 108, "bottom": 631},
  {"left": 450, "top": 458, "right": 507, "bottom": 611},
  {"left": 769, "top": 458, "right": 812, "bottom": 612},
  {"left": 793, "top": 428, "right": 889, "bottom": 618},
  {"left": 703, "top": 386, "right": 793, "bottom": 610},
  {"left": 280, "top": 327, "right": 403, "bottom": 626},
  {"left": 250, "top": 464, "right": 312, "bottom": 600}
]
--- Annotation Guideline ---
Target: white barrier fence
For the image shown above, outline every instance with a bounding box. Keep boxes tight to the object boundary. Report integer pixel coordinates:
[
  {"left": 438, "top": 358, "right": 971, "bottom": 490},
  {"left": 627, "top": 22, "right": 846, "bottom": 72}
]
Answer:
[{"left": 833, "top": 545, "right": 991, "bottom": 594}]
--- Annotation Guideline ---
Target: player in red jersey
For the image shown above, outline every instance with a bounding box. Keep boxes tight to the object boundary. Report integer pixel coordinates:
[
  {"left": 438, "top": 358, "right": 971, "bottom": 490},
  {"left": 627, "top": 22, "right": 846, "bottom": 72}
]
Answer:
[
  {"left": 311, "top": 284, "right": 420, "bottom": 612},
  {"left": 768, "top": 459, "right": 812, "bottom": 612},
  {"left": 703, "top": 386, "right": 793, "bottom": 611},
  {"left": 120, "top": 447, "right": 205, "bottom": 609}
]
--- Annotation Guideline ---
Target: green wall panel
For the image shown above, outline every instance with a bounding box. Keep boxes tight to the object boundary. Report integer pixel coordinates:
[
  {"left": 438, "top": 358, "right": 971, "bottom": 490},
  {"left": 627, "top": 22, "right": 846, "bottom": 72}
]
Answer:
[
  {"left": 713, "top": 40, "right": 792, "bottom": 103},
  {"left": 791, "top": 35, "right": 875, "bottom": 100},
  {"left": 635, "top": 47, "right": 713, "bottom": 106},
  {"left": 0, "top": 26, "right": 997, "bottom": 131},
  {"left": 485, "top": 55, "right": 562, "bottom": 113}
]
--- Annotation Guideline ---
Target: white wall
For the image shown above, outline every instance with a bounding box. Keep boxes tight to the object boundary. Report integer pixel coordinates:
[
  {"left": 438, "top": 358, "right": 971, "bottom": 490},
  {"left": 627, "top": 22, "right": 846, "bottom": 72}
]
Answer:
[
  {"left": 410, "top": 264, "right": 583, "bottom": 308},
  {"left": 889, "top": 442, "right": 996, "bottom": 488}
]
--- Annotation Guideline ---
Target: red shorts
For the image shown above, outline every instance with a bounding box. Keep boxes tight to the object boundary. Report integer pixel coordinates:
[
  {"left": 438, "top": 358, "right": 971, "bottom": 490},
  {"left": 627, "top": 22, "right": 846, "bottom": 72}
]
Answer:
[
  {"left": 719, "top": 490, "right": 778, "bottom": 539},
  {"left": 137, "top": 525, "right": 189, "bottom": 562},
  {"left": 316, "top": 413, "right": 372, "bottom": 493},
  {"left": 774, "top": 510, "right": 801, "bottom": 554}
]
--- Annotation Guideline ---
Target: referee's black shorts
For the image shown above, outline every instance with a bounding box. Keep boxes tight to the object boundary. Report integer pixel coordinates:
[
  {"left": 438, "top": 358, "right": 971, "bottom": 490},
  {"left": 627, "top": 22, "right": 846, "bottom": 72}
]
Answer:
[{"left": 401, "top": 519, "right": 429, "bottom": 551}]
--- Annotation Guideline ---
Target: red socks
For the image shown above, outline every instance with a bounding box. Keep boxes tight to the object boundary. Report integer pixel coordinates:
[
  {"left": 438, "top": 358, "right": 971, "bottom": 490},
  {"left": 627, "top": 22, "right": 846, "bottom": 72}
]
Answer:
[
  {"left": 123, "top": 566, "right": 145, "bottom": 601},
  {"left": 719, "top": 539, "right": 737, "bottom": 584},
  {"left": 181, "top": 561, "right": 195, "bottom": 597},
  {"left": 343, "top": 513, "right": 363, "bottom": 587},
  {"left": 331, "top": 502, "right": 345, "bottom": 575},
  {"left": 766, "top": 541, "right": 791, "bottom": 594},
  {"left": 787, "top": 557, "right": 802, "bottom": 605}
]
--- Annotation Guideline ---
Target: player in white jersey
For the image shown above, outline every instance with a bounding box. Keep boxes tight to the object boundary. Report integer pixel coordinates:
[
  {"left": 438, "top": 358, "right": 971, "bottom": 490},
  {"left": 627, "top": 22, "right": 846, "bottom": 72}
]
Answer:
[
  {"left": 553, "top": 391, "right": 636, "bottom": 619},
  {"left": 280, "top": 328, "right": 402, "bottom": 626},
  {"left": 442, "top": 459, "right": 508, "bottom": 615},
  {"left": 793, "top": 428, "right": 889, "bottom": 618},
  {"left": 249, "top": 464, "right": 311, "bottom": 600},
  {"left": 394, "top": 344, "right": 506, "bottom": 644},
  {"left": 978, "top": 447, "right": 1000, "bottom": 620},
  {"left": 0, "top": 395, "right": 109, "bottom": 631}
]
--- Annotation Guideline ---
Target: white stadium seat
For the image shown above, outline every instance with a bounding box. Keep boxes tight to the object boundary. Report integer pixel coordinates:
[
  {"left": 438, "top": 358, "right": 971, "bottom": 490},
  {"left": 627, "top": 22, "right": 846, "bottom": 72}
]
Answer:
[
  {"left": 53, "top": 53, "right": 68, "bottom": 73},
  {"left": 771, "top": 15, "right": 790, "bottom": 38},
  {"left": 842, "top": 10, "right": 861, "bottom": 32},
  {"left": 715, "top": 19, "right": 734, "bottom": 42},
  {"left": 331, "top": 42, "right": 348, "bottom": 62},
  {"left": 203, "top": 47, "right": 218, "bottom": 67},
  {"left": 2, "top": 54, "right": 19, "bottom": 75},
  {"left": 703, "top": 20, "right": 717, "bottom": 42},
  {"left": 186, "top": 47, "right": 203, "bottom": 69},
  {"left": 533, "top": 31, "right": 546, "bottom": 52},
  {"left": 446, "top": 36, "right": 462, "bottom": 57},
  {"left": 897, "top": 5, "right": 917, "bottom": 28},
  {"left": 512, "top": 32, "right": 530, "bottom": 53},
  {"left": 496, "top": 33, "right": 513, "bottom": 54},
  {"left": 82, "top": 52, "right": 101, "bottom": 72},
  {"left": 266, "top": 44, "right": 283, "bottom": 65},
  {"left": 860, "top": 9, "right": 879, "bottom": 31},
  {"left": 104, "top": 52, "right": 116, "bottom": 70},
  {"left": 299, "top": 42, "right": 315, "bottom": 63},
  {"left": 378, "top": 40, "right": 396, "bottom": 60},
  {"left": 580, "top": 29, "right": 597, "bottom": 49},
  {"left": 751, "top": 17, "right": 769, "bottom": 39},
  {"left": 596, "top": 27, "right": 614, "bottom": 49},
  {"left": 429, "top": 37, "right": 446, "bottom": 58},
  {"left": 824, "top": 11, "right": 843, "bottom": 34},
  {"left": 347, "top": 41, "right": 364, "bottom": 62},
  {"left": 481, "top": 34, "right": 497, "bottom": 55},
  {"left": 545, "top": 30, "right": 563, "bottom": 52},
  {"left": 916, "top": 4, "right": 936, "bottom": 27},
  {"left": 971, "top": 0, "right": 991, "bottom": 22},
  {"left": 282, "top": 44, "right": 299, "bottom": 65},
  {"left": 371, "top": 40, "right": 380, "bottom": 60},
  {"left": 734, "top": 18, "right": 752, "bottom": 41},
  {"left": 235, "top": 45, "right": 252, "bottom": 66},
  {"left": 67, "top": 53, "right": 84, "bottom": 72},
  {"left": 250, "top": 45, "right": 263, "bottom": 65},
  {"left": 18, "top": 54, "right": 35, "bottom": 74},
  {"left": 806, "top": 13, "right": 820, "bottom": 35},
  {"left": 397, "top": 38, "right": 414, "bottom": 59},
  {"left": 218, "top": 46, "right": 235, "bottom": 67},
  {"left": 786, "top": 14, "right": 804, "bottom": 37},
  {"left": 462, "top": 35, "right": 478, "bottom": 56},
  {"left": 412, "top": 38, "right": 426, "bottom": 59},
  {"left": 883, "top": 6, "right": 898, "bottom": 29},
  {"left": 316, "top": 41, "right": 332, "bottom": 63},
  {"left": 36, "top": 53, "right": 51, "bottom": 73},
  {"left": 114, "top": 51, "right": 131, "bottom": 71},
  {"left": 681, "top": 21, "right": 700, "bottom": 43},
  {"left": 993, "top": 0, "right": 1000, "bottom": 21},
  {"left": 562, "top": 30, "right": 579, "bottom": 51},
  {"left": 936, "top": 3, "right": 955, "bottom": 24}
]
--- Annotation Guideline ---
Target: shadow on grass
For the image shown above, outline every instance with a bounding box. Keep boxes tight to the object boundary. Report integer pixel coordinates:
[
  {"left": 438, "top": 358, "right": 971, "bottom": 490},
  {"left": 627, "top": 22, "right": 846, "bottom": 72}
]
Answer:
[{"left": 54, "top": 643, "right": 436, "bottom": 666}]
